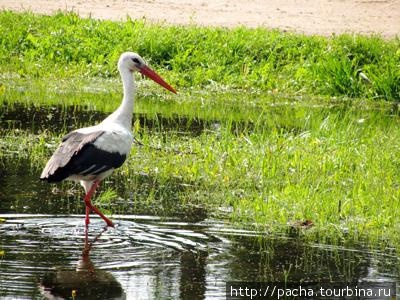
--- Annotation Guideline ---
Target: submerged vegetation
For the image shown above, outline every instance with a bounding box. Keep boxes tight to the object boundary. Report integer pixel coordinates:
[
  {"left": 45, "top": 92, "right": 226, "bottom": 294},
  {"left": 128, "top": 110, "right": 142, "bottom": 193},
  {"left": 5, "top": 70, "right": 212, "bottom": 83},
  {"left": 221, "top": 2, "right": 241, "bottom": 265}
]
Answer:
[{"left": 1, "top": 11, "right": 400, "bottom": 248}]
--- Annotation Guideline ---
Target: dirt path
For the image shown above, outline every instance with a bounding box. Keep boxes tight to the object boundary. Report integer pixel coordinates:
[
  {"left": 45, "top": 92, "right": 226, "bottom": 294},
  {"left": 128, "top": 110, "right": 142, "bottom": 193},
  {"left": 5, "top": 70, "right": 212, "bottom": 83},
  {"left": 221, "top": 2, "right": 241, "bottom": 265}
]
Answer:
[{"left": 1, "top": 0, "right": 399, "bottom": 37}]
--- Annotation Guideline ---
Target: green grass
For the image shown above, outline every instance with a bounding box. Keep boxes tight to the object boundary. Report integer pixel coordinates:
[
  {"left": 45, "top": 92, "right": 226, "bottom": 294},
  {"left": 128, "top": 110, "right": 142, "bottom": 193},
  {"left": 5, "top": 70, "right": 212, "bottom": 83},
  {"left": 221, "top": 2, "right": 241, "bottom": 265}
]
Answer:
[
  {"left": 2, "top": 96, "right": 400, "bottom": 246},
  {"left": 2, "top": 11, "right": 400, "bottom": 249},
  {"left": 0, "top": 10, "right": 399, "bottom": 100}
]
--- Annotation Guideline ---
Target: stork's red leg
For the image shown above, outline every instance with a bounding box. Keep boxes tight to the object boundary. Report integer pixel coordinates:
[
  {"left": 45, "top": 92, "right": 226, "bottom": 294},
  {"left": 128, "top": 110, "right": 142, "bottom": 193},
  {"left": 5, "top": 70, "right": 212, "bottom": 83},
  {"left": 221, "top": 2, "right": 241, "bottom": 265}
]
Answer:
[
  {"left": 84, "top": 180, "right": 114, "bottom": 227},
  {"left": 85, "top": 206, "right": 90, "bottom": 226}
]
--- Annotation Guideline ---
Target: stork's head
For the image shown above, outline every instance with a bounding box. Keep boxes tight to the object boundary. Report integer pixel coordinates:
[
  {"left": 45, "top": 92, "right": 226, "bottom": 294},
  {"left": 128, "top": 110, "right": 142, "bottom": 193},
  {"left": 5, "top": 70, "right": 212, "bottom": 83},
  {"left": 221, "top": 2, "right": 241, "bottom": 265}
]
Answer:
[{"left": 118, "top": 52, "right": 177, "bottom": 94}]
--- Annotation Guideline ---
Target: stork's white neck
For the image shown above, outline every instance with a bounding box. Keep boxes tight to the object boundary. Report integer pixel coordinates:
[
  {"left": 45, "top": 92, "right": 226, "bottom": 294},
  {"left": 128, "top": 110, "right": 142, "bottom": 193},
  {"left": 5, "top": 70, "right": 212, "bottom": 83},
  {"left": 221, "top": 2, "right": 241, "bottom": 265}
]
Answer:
[{"left": 102, "top": 67, "right": 135, "bottom": 130}]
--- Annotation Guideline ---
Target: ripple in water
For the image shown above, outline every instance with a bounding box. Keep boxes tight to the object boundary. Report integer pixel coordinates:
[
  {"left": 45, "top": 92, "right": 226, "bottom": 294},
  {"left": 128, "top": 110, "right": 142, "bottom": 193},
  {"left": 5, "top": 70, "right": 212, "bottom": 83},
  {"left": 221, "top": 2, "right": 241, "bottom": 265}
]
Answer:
[{"left": 0, "top": 214, "right": 399, "bottom": 299}]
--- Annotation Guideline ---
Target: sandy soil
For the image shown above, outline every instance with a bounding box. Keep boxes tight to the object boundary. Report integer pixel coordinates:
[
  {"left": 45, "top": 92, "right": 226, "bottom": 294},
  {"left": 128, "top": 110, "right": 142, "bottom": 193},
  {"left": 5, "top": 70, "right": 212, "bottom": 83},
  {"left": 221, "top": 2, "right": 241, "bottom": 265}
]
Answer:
[{"left": 0, "top": 0, "right": 399, "bottom": 37}]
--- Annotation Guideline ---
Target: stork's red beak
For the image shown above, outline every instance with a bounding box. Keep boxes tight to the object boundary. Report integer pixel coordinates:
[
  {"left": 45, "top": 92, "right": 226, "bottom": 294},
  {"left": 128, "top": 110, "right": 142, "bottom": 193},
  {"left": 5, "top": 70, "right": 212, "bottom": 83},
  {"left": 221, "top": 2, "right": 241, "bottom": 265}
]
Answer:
[{"left": 139, "top": 65, "right": 177, "bottom": 94}]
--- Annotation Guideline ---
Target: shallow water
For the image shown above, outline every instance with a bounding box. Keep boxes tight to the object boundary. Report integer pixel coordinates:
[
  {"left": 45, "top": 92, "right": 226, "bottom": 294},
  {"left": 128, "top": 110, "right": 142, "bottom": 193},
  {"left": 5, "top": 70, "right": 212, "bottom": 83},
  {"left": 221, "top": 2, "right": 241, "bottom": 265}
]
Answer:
[
  {"left": 1, "top": 99, "right": 400, "bottom": 299},
  {"left": 4, "top": 96, "right": 393, "bottom": 139},
  {"left": 0, "top": 161, "right": 399, "bottom": 299},
  {"left": 0, "top": 214, "right": 399, "bottom": 299},
  {"left": 0, "top": 103, "right": 209, "bottom": 136}
]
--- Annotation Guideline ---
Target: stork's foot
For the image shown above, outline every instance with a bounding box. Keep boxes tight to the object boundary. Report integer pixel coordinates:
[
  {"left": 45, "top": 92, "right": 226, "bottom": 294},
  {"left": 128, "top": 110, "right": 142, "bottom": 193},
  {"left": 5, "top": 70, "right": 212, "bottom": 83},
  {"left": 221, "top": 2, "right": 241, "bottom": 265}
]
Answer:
[
  {"left": 104, "top": 218, "right": 115, "bottom": 228},
  {"left": 85, "top": 204, "right": 114, "bottom": 227},
  {"left": 88, "top": 204, "right": 114, "bottom": 227},
  {"left": 99, "top": 212, "right": 115, "bottom": 227}
]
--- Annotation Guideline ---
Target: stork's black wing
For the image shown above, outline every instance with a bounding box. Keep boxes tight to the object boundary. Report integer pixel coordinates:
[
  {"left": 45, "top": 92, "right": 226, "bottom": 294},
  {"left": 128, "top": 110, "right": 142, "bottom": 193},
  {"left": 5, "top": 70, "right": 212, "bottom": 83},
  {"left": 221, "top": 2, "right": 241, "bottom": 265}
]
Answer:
[{"left": 40, "top": 131, "right": 126, "bottom": 183}]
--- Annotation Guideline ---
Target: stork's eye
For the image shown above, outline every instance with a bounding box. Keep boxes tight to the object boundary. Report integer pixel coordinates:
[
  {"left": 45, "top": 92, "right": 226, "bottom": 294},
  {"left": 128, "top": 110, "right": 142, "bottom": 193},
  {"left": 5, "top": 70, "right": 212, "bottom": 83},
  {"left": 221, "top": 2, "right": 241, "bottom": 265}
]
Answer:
[{"left": 131, "top": 57, "right": 140, "bottom": 64}]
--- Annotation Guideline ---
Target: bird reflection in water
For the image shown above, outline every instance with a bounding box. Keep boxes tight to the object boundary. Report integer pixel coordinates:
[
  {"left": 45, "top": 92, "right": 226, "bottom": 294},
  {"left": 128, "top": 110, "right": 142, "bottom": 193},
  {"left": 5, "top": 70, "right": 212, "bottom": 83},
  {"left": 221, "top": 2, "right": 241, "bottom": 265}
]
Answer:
[{"left": 39, "top": 228, "right": 125, "bottom": 299}]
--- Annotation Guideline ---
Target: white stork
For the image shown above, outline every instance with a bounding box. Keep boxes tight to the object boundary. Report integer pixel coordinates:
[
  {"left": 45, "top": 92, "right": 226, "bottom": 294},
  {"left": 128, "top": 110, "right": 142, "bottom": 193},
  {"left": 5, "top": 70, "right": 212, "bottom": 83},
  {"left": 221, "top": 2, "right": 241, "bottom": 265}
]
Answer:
[{"left": 40, "top": 52, "right": 176, "bottom": 227}]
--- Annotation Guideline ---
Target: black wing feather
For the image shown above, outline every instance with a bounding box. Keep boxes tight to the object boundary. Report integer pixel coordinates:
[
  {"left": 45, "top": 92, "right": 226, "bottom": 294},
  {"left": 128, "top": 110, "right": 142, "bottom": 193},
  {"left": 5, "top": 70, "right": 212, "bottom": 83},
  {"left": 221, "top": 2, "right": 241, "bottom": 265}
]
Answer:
[{"left": 40, "top": 131, "right": 126, "bottom": 183}]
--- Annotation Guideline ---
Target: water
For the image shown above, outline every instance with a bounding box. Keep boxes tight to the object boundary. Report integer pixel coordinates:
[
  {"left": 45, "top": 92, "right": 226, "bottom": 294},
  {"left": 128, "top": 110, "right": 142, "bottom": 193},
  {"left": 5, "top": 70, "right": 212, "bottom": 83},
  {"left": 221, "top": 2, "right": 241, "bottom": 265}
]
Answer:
[
  {"left": 0, "top": 214, "right": 399, "bottom": 299},
  {"left": 1, "top": 103, "right": 400, "bottom": 299},
  {"left": 0, "top": 103, "right": 208, "bottom": 136}
]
